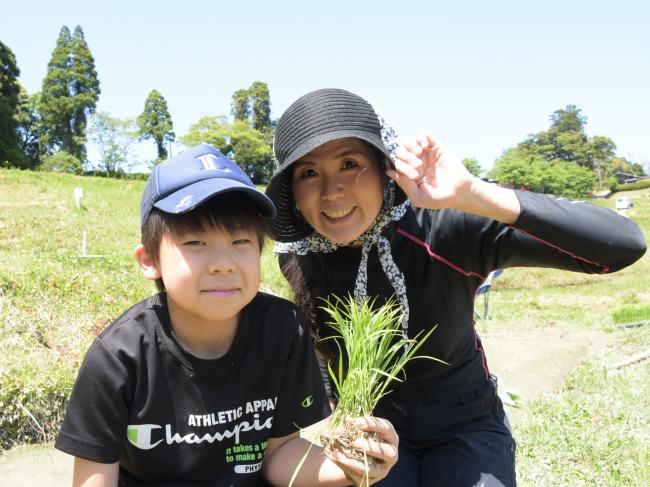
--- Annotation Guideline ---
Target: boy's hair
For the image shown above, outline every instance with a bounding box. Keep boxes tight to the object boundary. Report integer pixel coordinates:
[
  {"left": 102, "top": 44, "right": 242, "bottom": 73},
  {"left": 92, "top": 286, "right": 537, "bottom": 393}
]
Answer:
[{"left": 142, "top": 193, "right": 266, "bottom": 291}]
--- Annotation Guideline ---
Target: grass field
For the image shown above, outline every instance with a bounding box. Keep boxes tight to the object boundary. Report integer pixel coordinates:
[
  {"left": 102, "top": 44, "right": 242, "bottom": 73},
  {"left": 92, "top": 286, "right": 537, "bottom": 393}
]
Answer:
[{"left": 1, "top": 168, "right": 648, "bottom": 484}]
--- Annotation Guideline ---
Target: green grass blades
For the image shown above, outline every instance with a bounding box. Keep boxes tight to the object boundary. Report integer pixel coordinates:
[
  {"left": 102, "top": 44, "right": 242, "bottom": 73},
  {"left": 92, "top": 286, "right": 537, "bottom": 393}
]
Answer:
[
  {"left": 320, "top": 295, "right": 441, "bottom": 429},
  {"left": 611, "top": 303, "right": 650, "bottom": 325}
]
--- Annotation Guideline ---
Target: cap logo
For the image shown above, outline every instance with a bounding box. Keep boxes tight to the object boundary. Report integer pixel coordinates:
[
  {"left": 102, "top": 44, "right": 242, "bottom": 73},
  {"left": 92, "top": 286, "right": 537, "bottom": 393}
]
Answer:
[
  {"left": 198, "top": 153, "right": 231, "bottom": 171},
  {"left": 175, "top": 195, "right": 194, "bottom": 211}
]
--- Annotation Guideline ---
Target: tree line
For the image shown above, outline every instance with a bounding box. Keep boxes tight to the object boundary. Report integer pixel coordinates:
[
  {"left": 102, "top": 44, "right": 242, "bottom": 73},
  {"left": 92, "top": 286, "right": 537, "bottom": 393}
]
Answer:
[
  {"left": 1, "top": 27, "right": 647, "bottom": 191},
  {"left": 1, "top": 26, "right": 275, "bottom": 182}
]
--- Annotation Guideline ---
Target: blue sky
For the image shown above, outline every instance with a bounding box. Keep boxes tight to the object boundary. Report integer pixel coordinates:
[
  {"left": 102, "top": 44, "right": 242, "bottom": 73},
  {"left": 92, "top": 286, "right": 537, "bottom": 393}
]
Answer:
[{"left": 4, "top": 0, "right": 649, "bottom": 172}]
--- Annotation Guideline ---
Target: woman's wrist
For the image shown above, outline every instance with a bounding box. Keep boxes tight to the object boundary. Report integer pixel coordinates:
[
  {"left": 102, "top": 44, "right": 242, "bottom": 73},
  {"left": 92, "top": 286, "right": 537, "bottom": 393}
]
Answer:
[{"left": 454, "top": 178, "right": 521, "bottom": 224}]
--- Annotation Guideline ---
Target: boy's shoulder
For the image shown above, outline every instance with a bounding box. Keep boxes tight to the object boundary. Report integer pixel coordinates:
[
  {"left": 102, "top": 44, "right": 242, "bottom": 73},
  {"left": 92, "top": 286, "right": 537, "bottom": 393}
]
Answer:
[
  {"left": 249, "top": 291, "right": 300, "bottom": 317},
  {"left": 96, "top": 293, "right": 166, "bottom": 349},
  {"left": 246, "top": 291, "right": 307, "bottom": 335}
]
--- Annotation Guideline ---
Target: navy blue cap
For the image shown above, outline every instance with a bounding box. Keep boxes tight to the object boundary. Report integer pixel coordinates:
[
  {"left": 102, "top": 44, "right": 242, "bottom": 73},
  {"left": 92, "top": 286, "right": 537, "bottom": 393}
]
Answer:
[{"left": 140, "top": 144, "right": 276, "bottom": 229}]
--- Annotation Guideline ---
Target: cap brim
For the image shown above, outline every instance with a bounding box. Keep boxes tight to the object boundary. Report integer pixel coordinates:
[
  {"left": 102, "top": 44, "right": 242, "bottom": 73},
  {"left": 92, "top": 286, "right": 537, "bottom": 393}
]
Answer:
[{"left": 154, "top": 178, "right": 277, "bottom": 219}]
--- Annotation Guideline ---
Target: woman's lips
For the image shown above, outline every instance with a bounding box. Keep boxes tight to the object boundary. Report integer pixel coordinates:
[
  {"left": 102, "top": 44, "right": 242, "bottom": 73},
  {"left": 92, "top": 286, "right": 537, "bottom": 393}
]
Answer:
[{"left": 322, "top": 207, "right": 355, "bottom": 220}]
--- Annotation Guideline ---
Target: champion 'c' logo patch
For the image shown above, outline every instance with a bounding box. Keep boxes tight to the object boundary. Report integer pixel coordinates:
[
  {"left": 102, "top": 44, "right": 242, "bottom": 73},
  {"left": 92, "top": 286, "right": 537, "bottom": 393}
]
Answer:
[{"left": 301, "top": 395, "right": 314, "bottom": 408}]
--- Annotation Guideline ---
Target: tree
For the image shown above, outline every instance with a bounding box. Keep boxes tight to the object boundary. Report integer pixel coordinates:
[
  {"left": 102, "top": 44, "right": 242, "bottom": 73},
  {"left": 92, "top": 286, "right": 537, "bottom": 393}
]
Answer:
[
  {"left": 462, "top": 158, "right": 482, "bottom": 177},
  {"left": 40, "top": 25, "right": 100, "bottom": 161},
  {"left": 522, "top": 105, "right": 591, "bottom": 166},
  {"left": 550, "top": 105, "right": 587, "bottom": 133},
  {"left": 137, "top": 90, "right": 174, "bottom": 160},
  {"left": 230, "top": 82, "right": 272, "bottom": 131},
  {"left": 0, "top": 41, "right": 26, "bottom": 167},
  {"left": 89, "top": 112, "right": 138, "bottom": 176},
  {"left": 40, "top": 151, "right": 83, "bottom": 174},
  {"left": 182, "top": 116, "right": 274, "bottom": 183},
  {"left": 15, "top": 87, "right": 45, "bottom": 169},
  {"left": 491, "top": 147, "right": 547, "bottom": 192},
  {"left": 491, "top": 146, "right": 595, "bottom": 197},
  {"left": 494, "top": 104, "right": 632, "bottom": 195},
  {"left": 249, "top": 81, "right": 271, "bottom": 131},
  {"left": 183, "top": 82, "right": 275, "bottom": 183},
  {"left": 231, "top": 89, "right": 250, "bottom": 122},
  {"left": 588, "top": 135, "right": 616, "bottom": 188}
]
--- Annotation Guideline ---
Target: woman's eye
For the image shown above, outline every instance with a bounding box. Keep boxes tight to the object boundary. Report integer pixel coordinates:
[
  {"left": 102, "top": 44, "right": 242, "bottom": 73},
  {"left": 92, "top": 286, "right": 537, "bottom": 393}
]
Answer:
[{"left": 298, "top": 168, "right": 317, "bottom": 178}]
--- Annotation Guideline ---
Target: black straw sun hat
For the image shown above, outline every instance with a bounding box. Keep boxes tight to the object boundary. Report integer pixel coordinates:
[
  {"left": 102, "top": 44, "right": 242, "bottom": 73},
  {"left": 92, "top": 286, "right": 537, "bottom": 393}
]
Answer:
[{"left": 266, "top": 88, "right": 401, "bottom": 242}]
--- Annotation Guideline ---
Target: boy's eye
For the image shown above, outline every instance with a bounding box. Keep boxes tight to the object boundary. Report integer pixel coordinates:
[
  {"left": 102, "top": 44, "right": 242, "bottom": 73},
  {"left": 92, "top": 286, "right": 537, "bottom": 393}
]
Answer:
[
  {"left": 233, "top": 238, "right": 252, "bottom": 245},
  {"left": 183, "top": 240, "right": 206, "bottom": 246},
  {"left": 342, "top": 159, "right": 359, "bottom": 170}
]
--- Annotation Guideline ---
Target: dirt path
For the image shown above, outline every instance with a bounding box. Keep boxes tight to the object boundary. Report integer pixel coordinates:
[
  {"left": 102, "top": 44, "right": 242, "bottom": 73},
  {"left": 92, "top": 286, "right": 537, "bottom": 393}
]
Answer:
[
  {"left": 0, "top": 326, "right": 609, "bottom": 486},
  {"left": 481, "top": 326, "right": 609, "bottom": 403}
]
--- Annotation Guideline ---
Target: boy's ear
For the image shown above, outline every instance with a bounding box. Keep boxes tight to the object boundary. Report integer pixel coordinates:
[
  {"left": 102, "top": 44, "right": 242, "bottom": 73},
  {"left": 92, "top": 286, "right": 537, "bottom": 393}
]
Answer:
[{"left": 134, "top": 244, "right": 162, "bottom": 281}]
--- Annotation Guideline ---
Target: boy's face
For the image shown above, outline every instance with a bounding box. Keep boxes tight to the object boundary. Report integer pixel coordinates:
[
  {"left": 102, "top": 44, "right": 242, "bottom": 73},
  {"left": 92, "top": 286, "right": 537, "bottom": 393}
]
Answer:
[{"left": 150, "top": 225, "right": 261, "bottom": 330}]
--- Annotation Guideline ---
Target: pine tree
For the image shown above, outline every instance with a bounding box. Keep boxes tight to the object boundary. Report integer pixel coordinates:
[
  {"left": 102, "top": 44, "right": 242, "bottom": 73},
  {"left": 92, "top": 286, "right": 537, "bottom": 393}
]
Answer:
[
  {"left": 0, "top": 40, "right": 26, "bottom": 166},
  {"left": 40, "top": 25, "right": 100, "bottom": 161},
  {"left": 137, "top": 89, "right": 174, "bottom": 160},
  {"left": 231, "top": 88, "right": 250, "bottom": 122},
  {"left": 249, "top": 81, "right": 271, "bottom": 131}
]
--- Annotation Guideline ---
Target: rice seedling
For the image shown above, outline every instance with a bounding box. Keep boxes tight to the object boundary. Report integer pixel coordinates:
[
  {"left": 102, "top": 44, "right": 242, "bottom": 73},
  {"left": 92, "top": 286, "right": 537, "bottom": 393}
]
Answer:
[{"left": 318, "top": 296, "right": 442, "bottom": 485}]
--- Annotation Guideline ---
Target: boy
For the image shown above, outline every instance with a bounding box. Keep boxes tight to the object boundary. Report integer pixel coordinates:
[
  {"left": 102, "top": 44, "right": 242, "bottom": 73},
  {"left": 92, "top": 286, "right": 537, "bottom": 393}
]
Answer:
[{"left": 55, "top": 144, "right": 397, "bottom": 486}]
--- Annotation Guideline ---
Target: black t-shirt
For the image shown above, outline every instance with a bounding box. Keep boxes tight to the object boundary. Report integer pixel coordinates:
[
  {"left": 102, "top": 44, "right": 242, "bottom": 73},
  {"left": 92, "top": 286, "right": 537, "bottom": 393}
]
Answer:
[
  {"left": 55, "top": 292, "right": 330, "bottom": 486},
  {"left": 282, "top": 190, "right": 646, "bottom": 416}
]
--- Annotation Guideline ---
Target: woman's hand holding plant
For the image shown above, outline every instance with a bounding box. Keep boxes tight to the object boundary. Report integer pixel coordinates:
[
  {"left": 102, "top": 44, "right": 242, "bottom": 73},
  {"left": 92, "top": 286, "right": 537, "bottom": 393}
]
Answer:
[{"left": 327, "top": 416, "right": 399, "bottom": 486}]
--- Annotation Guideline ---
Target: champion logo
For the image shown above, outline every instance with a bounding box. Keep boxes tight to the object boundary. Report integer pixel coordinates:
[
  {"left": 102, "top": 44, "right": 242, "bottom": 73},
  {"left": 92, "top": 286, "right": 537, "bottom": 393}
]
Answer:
[
  {"left": 301, "top": 395, "right": 314, "bottom": 408},
  {"left": 127, "top": 424, "right": 164, "bottom": 450}
]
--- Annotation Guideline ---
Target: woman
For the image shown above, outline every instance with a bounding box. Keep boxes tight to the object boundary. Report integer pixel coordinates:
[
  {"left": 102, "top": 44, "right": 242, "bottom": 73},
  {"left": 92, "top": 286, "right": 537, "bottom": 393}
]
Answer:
[{"left": 265, "top": 88, "right": 647, "bottom": 486}]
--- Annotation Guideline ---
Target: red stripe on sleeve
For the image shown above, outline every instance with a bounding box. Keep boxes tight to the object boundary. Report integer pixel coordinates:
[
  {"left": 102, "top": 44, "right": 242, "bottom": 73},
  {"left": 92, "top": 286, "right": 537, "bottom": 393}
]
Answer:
[
  {"left": 397, "top": 229, "right": 487, "bottom": 281},
  {"left": 509, "top": 226, "right": 610, "bottom": 274}
]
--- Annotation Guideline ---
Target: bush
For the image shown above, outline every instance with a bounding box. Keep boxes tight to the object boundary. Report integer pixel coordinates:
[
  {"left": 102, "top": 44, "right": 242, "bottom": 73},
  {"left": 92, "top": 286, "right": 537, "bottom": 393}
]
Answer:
[
  {"left": 612, "top": 179, "right": 650, "bottom": 192},
  {"left": 40, "top": 151, "right": 84, "bottom": 174},
  {"left": 492, "top": 149, "right": 595, "bottom": 197}
]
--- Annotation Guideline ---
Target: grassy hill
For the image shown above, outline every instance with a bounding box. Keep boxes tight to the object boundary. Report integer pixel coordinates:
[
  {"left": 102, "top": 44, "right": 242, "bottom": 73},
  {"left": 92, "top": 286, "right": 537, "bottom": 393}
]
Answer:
[
  {"left": 0, "top": 168, "right": 288, "bottom": 448},
  {"left": 1, "top": 168, "right": 648, "bottom": 484}
]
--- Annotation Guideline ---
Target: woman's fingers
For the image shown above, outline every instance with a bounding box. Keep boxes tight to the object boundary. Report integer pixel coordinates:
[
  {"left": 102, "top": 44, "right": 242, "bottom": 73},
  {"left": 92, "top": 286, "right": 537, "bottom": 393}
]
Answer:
[
  {"left": 393, "top": 157, "right": 420, "bottom": 179},
  {"left": 352, "top": 436, "right": 398, "bottom": 465},
  {"left": 353, "top": 416, "right": 399, "bottom": 464},
  {"left": 328, "top": 450, "right": 393, "bottom": 485},
  {"left": 355, "top": 416, "right": 398, "bottom": 443}
]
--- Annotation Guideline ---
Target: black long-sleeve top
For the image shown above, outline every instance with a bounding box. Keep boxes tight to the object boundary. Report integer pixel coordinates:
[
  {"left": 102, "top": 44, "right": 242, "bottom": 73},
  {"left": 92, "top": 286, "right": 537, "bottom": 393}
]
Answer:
[{"left": 283, "top": 190, "right": 646, "bottom": 407}]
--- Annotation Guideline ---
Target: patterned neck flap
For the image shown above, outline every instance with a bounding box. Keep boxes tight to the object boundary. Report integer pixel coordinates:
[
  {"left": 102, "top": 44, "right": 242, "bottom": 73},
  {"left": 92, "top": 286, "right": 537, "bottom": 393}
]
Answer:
[{"left": 274, "top": 112, "right": 411, "bottom": 339}]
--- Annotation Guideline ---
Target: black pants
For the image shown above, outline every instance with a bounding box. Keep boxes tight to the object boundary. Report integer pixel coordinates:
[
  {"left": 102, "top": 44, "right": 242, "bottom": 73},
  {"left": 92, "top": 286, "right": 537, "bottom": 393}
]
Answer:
[{"left": 374, "top": 378, "right": 516, "bottom": 487}]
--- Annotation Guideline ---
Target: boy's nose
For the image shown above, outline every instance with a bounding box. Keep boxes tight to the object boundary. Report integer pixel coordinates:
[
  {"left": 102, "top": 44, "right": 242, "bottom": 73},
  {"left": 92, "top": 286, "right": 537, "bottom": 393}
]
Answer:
[{"left": 208, "top": 251, "right": 235, "bottom": 273}]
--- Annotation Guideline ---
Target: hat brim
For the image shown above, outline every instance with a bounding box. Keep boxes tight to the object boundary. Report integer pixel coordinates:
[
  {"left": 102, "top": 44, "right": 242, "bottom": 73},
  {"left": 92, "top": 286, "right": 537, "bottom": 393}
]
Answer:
[{"left": 155, "top": 178, "right": 277, "bottom": 219}]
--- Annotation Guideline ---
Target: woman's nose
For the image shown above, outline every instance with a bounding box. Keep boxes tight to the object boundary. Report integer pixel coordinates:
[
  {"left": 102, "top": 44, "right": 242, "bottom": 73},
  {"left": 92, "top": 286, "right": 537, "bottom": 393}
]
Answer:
[{"left": 320, "top": 174, "right": 344, "bottom": 200}]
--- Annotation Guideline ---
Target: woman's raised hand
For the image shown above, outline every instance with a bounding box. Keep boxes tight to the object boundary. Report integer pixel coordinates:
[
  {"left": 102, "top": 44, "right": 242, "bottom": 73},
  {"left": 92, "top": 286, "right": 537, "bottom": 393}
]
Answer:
[
  {"left": 389, "top": 134, "right": 521, "bottom": 222},
  {"left": 389, "top": 134, "right": 476, "bottom": 210}
]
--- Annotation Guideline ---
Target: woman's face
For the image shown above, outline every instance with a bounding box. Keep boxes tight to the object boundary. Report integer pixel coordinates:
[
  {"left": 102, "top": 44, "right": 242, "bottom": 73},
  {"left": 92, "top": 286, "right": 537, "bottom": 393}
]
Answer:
[{"left": 291, "top": 138, "right": 385, "bottom": 245}]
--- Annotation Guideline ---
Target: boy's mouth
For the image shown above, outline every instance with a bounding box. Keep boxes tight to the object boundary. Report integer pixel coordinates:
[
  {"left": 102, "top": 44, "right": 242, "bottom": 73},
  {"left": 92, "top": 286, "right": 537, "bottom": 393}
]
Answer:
[{"left": 201, "top": 288, "right": 239, "bottom": 297}]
